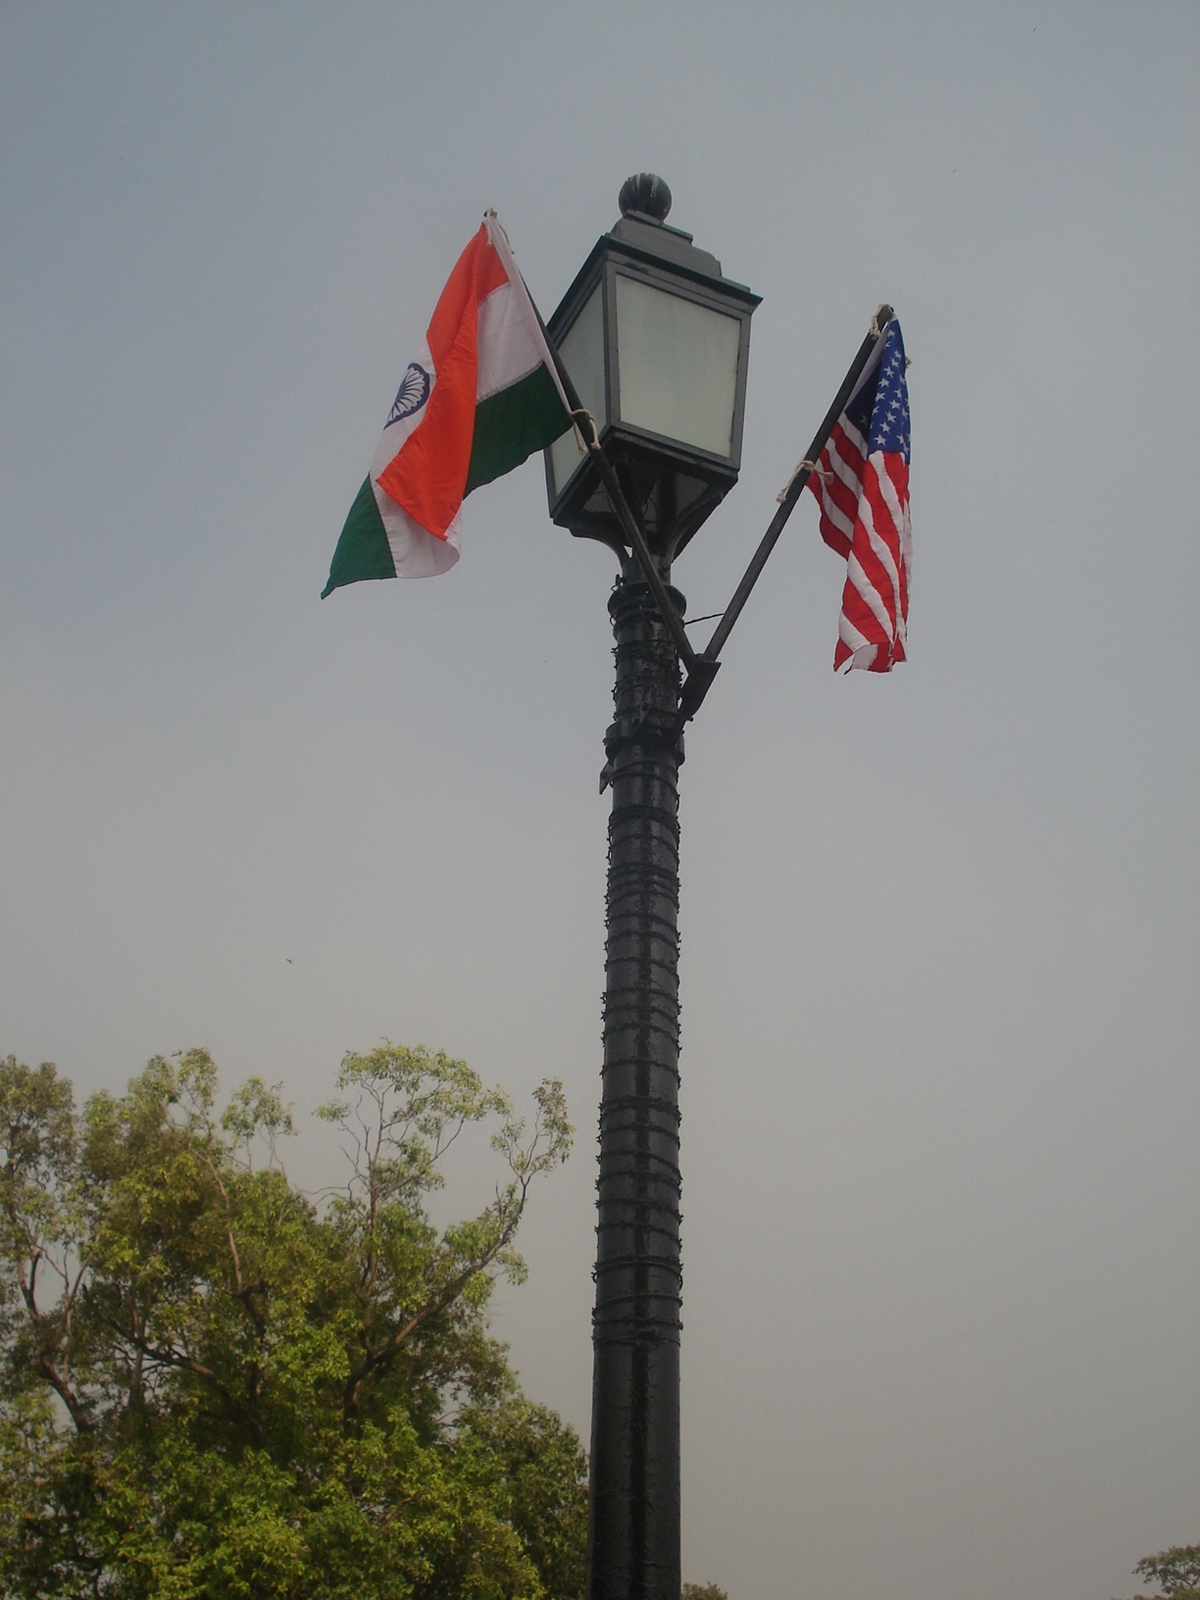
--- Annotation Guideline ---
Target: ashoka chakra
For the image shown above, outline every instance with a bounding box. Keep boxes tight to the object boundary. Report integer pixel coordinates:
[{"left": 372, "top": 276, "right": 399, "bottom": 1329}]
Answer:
[{"left": 385, "top": 363, "right": 431, "bottom": 427}]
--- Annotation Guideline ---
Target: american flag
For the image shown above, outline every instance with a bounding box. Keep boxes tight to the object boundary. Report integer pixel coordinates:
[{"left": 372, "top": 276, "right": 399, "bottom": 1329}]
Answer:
[{"left": 808, "top": 318, "right": 911, "bottom": 673}]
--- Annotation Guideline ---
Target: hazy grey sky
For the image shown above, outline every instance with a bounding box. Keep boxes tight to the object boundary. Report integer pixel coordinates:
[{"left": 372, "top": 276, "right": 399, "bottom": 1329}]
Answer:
[{"left": 2, "top": 5, "right": 1197, "bottom": 1598}]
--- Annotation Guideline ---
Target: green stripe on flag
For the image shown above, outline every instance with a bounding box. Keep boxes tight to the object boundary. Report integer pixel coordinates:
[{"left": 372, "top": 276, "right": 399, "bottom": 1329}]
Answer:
[
  {"left": 465, "top": 364, "right": 571, "bottom": 496},
  {"left": 321, "top": 477, "right": 396, "bottom": 598}
]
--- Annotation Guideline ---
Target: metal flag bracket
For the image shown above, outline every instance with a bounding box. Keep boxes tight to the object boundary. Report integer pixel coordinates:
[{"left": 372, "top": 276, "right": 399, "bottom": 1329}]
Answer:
[
  {"left": 664, "top": 302, "right": 896, "bottom": 737},
  {"left": 542, "top": 288, "right": 894, "bottom": 766}
]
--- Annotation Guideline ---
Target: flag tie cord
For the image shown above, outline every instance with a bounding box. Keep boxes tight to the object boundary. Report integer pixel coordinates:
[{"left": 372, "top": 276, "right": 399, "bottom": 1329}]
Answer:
[{"left": 776, "top": 458, "right": 831, "bottom": 506}]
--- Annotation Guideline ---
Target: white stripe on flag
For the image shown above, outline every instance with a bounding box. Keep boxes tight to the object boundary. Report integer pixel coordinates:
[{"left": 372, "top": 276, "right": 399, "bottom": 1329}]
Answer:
[
  {"left": 475, "top": 281, "right": 543, "bottom": 403},
  {"left": 372, "top": 482, "right": 461, "bottom": 578},
  {"left": 365, "top": 330, "right": 459, "bottom": 577},
  {"left": 818, "top": 493, "right": 855, "bottom": 541},
  {"left": 846, "top": 550, "right": 895, "bottom": 638},
  {"left": 370, "top": 338, "right": 437, "bottom": 482},
  {"left": 847, "top": 643, "right": 881, "bottom": 671},
  {"left": 837, "top": 611, "right": 872, "bottom": 651},
  {"left": 483, "top": 213, "right": 572, "bottom": 416},
  {"left": 858, "top": 480, "right": 903, "bottom": 610},
  {"left": 827, "top": 444, "right": 864, "bottom": 500},
  {"left": 838, "top": 417, "right": 868, "bottom": 459},
  {"left": 873, "top": 453, "right": 908, "bottom": 560}
]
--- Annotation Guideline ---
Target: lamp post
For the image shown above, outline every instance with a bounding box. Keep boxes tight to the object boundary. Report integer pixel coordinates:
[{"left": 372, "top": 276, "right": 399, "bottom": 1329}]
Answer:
[{"left": 544, "top": 175, "right": 760, "bottom": 1600}]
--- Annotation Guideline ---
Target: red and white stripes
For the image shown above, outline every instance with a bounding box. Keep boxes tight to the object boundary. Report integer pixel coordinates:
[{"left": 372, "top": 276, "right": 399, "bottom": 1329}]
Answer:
[{"left": 808, "top": 320, "right": 912, "bottom": 673}]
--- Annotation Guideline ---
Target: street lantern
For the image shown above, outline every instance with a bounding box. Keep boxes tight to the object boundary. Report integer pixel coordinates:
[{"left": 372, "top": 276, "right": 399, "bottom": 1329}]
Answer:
[{"left": 545, "top": 173, "right": 760, "bottom": 559}]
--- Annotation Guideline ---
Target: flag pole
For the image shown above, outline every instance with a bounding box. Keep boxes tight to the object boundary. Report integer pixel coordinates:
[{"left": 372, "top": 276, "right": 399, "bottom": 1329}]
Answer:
[{"left": 676, "top": 305, "right": 894, "bottom": 722}]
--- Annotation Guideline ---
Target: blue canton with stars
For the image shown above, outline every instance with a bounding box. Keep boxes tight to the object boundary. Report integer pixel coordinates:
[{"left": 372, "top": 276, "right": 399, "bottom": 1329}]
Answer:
[{"left": 844, "top": 320, "right": 910, "bottom": 463}]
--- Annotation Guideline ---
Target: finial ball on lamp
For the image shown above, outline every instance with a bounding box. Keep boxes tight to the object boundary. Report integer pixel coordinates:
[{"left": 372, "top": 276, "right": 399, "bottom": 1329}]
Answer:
[{"left": 618, "top": 172, "right": 672, "bottom": 221}]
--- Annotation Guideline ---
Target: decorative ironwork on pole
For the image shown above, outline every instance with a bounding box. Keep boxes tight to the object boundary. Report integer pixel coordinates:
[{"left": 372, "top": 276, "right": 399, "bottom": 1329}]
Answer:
[{"left": 590, "top": 563, "right": 686, "bottom": 1600}]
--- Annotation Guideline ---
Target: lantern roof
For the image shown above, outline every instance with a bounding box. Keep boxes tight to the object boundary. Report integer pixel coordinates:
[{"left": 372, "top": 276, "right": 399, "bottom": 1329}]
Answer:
[{"left": 556, "top": 205, "right": 760, "bottom": 320}]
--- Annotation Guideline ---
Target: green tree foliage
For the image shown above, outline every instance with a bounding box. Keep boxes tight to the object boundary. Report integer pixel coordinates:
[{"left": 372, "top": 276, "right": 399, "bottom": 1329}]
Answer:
[
  {"left": 1118, "top": 1547, "right": 1200, "bottom": 1600},
  {"left": 0, "top": 1044, "right": 583, "bottom": 1599},
  {"left": 682, "top": 1584, "right": 728, "bottom": 1600}
]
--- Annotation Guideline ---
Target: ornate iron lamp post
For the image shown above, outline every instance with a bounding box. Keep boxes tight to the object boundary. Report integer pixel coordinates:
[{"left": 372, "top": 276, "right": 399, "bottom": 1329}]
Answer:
[
  {"left": 540, "top": 173, "right": 892, "bottom": 1600},
  {"left": 543, "top": 175, "right": 760, "bottom": 1600}
]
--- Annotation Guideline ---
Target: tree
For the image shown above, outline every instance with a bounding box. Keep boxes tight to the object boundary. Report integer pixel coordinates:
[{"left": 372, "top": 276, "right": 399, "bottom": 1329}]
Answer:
[
  {"left": 1118, "top": 1547, "right": 1200, "bottom": 1600},
  {"left": 682, "top": 1584, "right": 729, "bottom": 1600},
  {"left": 0, "top": 1043, "right": 583, "bottom": 1599}
]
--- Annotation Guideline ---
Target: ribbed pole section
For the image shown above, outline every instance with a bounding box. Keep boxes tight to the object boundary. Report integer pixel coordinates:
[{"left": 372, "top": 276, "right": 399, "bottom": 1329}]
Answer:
[{"left": 588, "top": 569, "right": 685, "bottom": 1600}]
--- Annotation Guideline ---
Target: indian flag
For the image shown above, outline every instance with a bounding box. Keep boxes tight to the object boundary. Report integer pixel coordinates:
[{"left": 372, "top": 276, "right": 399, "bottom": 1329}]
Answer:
[{"left": 322, "top": 213, "right": 574, "bottom": 595}]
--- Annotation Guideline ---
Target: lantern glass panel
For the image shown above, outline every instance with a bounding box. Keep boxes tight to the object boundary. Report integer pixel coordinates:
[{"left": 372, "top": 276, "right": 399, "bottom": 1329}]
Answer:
[
  {"left": 614, "top": 275, "right": 742, "bottom": 459},
  {"left": 549, "top": 282, "right": 606, "bottom": 498}
]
